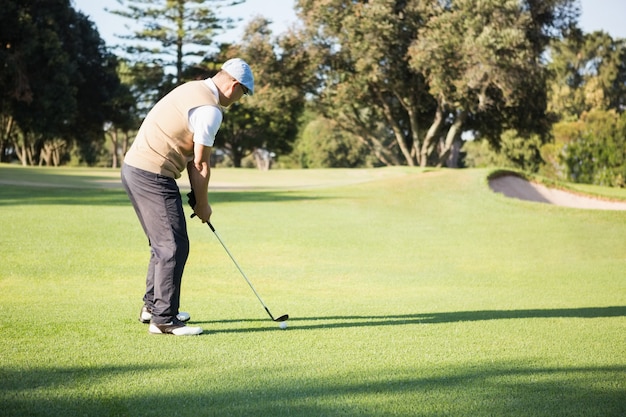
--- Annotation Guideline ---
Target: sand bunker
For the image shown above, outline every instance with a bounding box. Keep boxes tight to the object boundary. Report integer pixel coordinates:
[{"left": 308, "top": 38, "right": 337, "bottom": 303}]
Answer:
[{"left": 489, "top": 175, "right": 626, "bottom": 211}]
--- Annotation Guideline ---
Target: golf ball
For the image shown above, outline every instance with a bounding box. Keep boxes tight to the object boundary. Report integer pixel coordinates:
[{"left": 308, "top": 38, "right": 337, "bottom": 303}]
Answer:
[{"left": 279, "top": 321, "right": 287, "bottom": 329}]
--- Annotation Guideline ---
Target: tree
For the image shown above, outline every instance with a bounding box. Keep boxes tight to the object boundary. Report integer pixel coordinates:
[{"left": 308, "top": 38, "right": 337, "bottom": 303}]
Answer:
[
  {"left": 0, "top": 0, "right": 76, "bottom": 164},
  {"left": 108, "top": 0, "right": 243, "bottom": 84},
  {"left": 542, "top": 30, "right": 626, "bottom": 183},
  {"left": 293, "top": 111, "right": 369, "bottom": 168},
  {"left": 547, "top": 29, "right": 626, "bottom": 119},
  {"left": 296, "top": 0, "right": 436, "bottom": 167},
  {"left": 0, "top": 0, "right": 122, "bottom": 166},
  {"left": 67, "top": 11, "right": 125, "bottom": 166},
  {"left": 212, "top": 17, "right": 312, "bottom": 168},
  {"left": 104, "top": 60, "right": 139, "bottom": 168},
  {"left": 560, "top": 110, "right": 626, "bottom": 187},
  {"left": 296, "top": 0, "right": 577, "bottom": 168},
  {"left": 409, "top": 0, "right": 578, "bottom": 167}
]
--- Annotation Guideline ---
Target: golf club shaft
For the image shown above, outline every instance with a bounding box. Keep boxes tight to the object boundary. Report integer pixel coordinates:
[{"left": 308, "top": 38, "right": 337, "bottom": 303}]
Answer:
[{"left": 207, "top": 222, "right": 276, "bottom": 321}]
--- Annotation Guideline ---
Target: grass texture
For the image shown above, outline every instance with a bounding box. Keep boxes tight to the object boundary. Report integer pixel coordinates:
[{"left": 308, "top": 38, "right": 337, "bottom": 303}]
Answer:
[{"left": 0, "top": 164, "right": 624, "bottom": 416}]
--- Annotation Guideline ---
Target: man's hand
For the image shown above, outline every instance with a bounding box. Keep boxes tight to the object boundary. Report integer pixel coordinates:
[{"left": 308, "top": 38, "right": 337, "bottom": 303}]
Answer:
[
  {"left": 187, "top": 190, "right": 212, "bottom": 222},
  {"left": 194, "top": 200, "right": 212, "bottom": 223}
]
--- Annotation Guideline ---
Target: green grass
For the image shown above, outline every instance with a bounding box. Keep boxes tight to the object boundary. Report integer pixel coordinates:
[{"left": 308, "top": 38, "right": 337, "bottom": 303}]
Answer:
[{"left": 0, "top": 164, "right": 624, "bottom": 416}]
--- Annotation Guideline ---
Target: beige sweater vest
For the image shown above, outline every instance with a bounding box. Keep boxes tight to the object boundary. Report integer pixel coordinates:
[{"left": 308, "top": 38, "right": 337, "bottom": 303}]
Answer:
[{"left": 124, "top": 80, "right": 221, "bottom": 179}]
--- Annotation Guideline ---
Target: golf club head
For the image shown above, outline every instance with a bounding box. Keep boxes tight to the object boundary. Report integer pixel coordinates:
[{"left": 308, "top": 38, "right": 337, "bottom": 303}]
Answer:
[{"left": 274, "top": 314, "right": 289, "bottom": 322}]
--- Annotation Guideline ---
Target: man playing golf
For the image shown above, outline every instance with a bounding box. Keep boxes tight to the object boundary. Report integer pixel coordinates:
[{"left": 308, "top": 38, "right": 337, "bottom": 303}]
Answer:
[{"left": 121, "top": 58, "right": 254, "bottom": 336}]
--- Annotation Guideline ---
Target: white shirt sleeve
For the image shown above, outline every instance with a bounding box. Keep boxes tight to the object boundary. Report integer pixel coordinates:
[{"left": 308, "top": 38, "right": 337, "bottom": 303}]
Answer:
[{"left": 188, "top": 105, "right": 223, "bottom": 147}]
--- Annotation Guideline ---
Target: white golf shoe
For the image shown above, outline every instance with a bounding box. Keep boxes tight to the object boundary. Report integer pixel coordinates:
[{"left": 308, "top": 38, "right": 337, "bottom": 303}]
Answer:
[
  {"left": 148, "top": 319, "right": 203, "bottom": 336},
  {"left": 139, "top": 305, "right": 190, "bottom": 323}
]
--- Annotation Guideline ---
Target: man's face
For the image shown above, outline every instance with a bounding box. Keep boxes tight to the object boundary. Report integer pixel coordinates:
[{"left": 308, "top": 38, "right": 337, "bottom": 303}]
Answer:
[{"left": 220, "top": 79, "right": 246, "bottom": 107}]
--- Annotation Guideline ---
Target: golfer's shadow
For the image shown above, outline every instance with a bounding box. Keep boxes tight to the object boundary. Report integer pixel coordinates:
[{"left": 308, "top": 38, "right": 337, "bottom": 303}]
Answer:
[{"left": 198, "top": 306, "right": 626, "bottom": 334}]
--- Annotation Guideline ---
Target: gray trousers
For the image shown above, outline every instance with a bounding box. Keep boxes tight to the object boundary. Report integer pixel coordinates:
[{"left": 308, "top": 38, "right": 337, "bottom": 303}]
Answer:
[{"left": 121, "top": 163, "right": 189, "bottom": 324}]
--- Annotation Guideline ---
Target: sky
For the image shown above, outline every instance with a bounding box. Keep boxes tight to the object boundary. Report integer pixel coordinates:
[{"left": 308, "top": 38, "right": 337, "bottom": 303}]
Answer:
[
  {"left": 72, "top": 0, "right": 626, "bottom": 48},
  {"left": 72, "top": 0, "right": 299, "bottom": 47}
]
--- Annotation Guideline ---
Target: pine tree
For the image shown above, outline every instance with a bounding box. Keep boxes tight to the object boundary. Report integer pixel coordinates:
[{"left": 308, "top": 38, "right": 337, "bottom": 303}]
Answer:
[{"left": 108, "top": 0, "right": 244, "bottom": 83}]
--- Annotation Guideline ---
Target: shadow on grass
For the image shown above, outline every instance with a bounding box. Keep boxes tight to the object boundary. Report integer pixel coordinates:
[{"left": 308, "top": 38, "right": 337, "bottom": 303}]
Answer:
[
  {"left": 1, "top": 361, "right": 624, "bottom": 416},
  {"left": 198, "top": 306, "right": 626, "bottom": 333},
  {"left": 0, "top": 184, "right": 325, "bottom": 208},
  {"left": 0, "top": 185, "right": 131, "bottom": 208},
  {"left": 0, "top": 167, "right": 120, "bottom": 189}
]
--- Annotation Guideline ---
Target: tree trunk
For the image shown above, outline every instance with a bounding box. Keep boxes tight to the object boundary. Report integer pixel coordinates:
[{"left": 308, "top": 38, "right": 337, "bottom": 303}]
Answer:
[
  {"left": 229, "top": 146, "right": 243, "bottom": 168},
  {"left": 374, "top": 88, "right": 415, "bottom": 166},
  {"left": 1, "top": 115, "right": 15, "bottom": 163},
  {"left": 120, "top": 131, "right": 132, "bottom": 165},
  {"left": 39, "top": 145, "right": 51, "bottom": 166},
  {"left": 437, "top": 110, "right": 467, "bottom": 167},
  {"left": 15, "top": 133, "right": 36, "bottom": 166},
  {"left": 39, "top": 140, "right": 65, "bottom": 166},
  {"left": 395, "top": 91, "right": 422, "bottom": 166},
  {"left": 420, "top": 104, "right": 444, "bottom": 167},
  {"left": 407, "top": 108, "right": 422, "bottom": 167},
  {"left": 109, "top": 129, "right": 119, "bottom": 168},
  {"left": 52, "top": 142, "right": 62, "bottom": 166}
]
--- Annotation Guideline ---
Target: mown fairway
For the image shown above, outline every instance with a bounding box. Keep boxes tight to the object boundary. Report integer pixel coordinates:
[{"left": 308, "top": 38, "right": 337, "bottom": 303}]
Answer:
[{"left": 0, "top": 164, "right": 624, "bottom": 416}]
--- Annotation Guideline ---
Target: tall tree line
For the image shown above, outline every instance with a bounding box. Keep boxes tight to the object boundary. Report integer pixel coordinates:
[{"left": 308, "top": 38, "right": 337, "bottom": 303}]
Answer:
[
  {"left": 295, "top": 0, "right": 578, "bottom": 168},
  {"left": 95, "top": 0, "right": 308, "bottom": 169},
  {"left": 1, "top": 0, "right": 625, "bottom": 185}
]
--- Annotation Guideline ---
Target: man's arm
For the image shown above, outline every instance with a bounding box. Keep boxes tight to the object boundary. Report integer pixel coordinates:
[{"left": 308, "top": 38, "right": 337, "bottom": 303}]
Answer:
[{"left": 187, "top": 143, "right": 212, "bottom": 222}]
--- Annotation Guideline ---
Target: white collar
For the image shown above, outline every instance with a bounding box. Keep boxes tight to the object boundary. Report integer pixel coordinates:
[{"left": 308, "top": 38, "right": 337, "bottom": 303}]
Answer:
[{"left": 203, "top": 78, "right": 223, "bottom": 108}]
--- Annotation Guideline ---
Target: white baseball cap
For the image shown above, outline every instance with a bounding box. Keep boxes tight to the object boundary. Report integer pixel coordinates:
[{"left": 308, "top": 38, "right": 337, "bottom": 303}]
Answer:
[{"left": 222, "top": 58, "right": 255, "bottom": 96}]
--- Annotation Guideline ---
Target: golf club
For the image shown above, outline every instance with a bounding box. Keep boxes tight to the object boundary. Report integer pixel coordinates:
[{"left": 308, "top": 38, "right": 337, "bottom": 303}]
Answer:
[
  {"left": 186, "top": 191, "right": 287, "bottom": 322},
  {"left": 205, "top": 222, "right": 289, "bottom": 323}
]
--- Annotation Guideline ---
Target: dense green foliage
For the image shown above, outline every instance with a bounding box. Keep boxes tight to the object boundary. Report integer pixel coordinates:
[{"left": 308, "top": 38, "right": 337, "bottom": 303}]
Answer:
[
  {"left": 1, "top": 165, "right": 625, "bottom": 416},
  {"left": 0, "top": 0, "right": 121, "bottom": 166},
  {"left": 296, "top": 0, "right": 577, "bottom": 168},
  {"left": 555, "top": 110, "right": 626, "bottom": 186},
  {"left": 291, "top": 113, "right": 369, "bottom": 168},
  {"left": 542, "top": 30, "right": 626, "bottom": 186}
]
